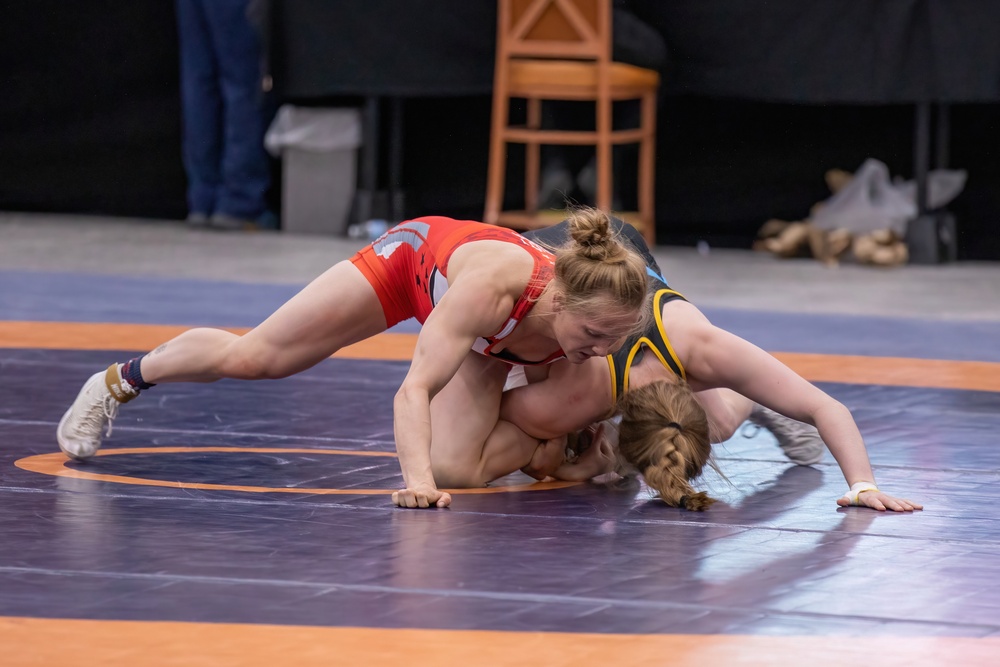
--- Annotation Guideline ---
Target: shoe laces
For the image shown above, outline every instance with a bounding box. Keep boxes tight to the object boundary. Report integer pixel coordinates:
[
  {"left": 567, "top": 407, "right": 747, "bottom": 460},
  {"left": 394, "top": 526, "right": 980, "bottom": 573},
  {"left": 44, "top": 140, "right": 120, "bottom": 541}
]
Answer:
[
  {"left": 76, "top": 391, "right": 121, "bottom": 440},
  {"left": 102, "top": 393, "right": 121, "bottom": 438}
]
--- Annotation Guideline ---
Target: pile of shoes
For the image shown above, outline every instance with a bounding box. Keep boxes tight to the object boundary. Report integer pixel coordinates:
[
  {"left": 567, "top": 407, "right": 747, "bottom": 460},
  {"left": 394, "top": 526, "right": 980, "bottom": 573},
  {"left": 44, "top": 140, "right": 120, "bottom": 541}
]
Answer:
[
  {"left": 754, "top": 159, "right": 966, "bottom": 268},
  {"left": 752, "top": 218, "right": 856, "bottom": 266},
  {"left": 852, "top": 229, "right": 909, "bottom": 266},
  {"left": 753, "top": 219, "right": 908, "bottom": 268}
]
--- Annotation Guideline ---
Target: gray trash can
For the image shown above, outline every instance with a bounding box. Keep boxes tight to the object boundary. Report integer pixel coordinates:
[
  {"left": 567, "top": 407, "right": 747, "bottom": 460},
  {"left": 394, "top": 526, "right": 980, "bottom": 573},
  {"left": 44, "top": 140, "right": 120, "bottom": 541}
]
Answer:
[{"left": 265, "top": 105, "right": 362, "bottom": 236}]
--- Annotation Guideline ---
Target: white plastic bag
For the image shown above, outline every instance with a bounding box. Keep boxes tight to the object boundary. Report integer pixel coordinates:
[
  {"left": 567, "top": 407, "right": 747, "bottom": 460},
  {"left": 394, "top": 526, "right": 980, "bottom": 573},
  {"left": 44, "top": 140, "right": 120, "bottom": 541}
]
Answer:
[
  {"left": 894, "top": 169, "right": 968, "bottom": 211},
  {"left": 812, "top": 159, "right": 915, "bottom": 235},
  {"left": 264, "top": 105, "right": 362, "bottom": 157},
  {"left": 812, "top": 158, "right": 966, "bottom": 235}
]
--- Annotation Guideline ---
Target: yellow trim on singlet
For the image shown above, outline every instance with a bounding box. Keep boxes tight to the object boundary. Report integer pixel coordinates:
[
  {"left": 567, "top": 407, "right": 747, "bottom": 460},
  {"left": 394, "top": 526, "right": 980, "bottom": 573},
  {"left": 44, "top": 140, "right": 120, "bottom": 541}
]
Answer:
[
  {"left": 621, "top": 336, "right": 674, "bottom": 393},
  {"left": 607, "top": 355, "right": 619, "bottom": 404},
  {"left": 653, "top": 288, "right": 687, "bottom": 381},
  {"left": 607, "top": 286, "right": 689, "bottom": 403}
]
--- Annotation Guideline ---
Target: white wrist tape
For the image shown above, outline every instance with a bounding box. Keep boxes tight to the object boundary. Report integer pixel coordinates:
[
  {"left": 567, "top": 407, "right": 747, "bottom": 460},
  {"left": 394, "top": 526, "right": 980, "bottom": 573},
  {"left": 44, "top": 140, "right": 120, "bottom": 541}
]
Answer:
[{"left": 841, "top": 481, "right": 879, "bottom": 506}]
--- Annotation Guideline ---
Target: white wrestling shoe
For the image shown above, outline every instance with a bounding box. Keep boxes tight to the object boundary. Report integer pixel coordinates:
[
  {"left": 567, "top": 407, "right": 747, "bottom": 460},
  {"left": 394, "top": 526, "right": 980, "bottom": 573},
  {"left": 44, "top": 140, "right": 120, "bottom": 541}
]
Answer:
[
  {"left": 57, "top": 364, "right": 138, "bottom": 460},
  {"left": 748, "top": 405, "right": 825, "bottom": 466}
]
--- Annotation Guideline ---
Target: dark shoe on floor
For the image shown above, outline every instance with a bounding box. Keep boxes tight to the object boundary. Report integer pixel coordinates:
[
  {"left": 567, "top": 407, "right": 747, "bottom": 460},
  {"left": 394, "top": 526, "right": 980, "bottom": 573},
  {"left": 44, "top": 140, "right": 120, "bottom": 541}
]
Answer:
[{"left": 186, "top": 212, "right": 210, "bottom": 227}]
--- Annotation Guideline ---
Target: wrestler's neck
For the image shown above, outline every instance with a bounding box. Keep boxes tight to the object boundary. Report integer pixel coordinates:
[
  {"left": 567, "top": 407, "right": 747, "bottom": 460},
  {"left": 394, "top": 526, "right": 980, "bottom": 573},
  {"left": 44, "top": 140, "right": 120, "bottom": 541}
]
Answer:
[
  {"left": 490, "top": 289, "right": 561, "bottom": 358},
  {"left": 516, "top": 289, "right": 558, "bottom": 340}
]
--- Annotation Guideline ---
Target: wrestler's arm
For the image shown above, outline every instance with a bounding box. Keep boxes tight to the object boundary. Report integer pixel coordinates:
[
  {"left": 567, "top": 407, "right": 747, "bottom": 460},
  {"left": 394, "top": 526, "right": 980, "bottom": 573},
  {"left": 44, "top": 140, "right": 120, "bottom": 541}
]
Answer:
[
  {"left": 496, "top": 358, "right": 613, "bottom": 480},
  {"left": 500, "top": 359, "right": 611, "bottom": 439},
  {"left": 475, "top": 420, "right": 553, "bottom": 484},
  {"left": 467, "top": 380, "right": 578, "bottom": 485},
  {"left": 392, "top": 272, "right": 512, "bottom": 508},
  {"left": 665, "top": 300, "right": 921, "bottom": 512}
]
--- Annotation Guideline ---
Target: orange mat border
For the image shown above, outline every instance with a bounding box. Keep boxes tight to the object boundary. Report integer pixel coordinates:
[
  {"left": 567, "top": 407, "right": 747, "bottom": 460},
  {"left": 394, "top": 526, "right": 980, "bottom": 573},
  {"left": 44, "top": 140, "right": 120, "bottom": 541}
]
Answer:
[
  {"left": 2, "top": 616, "right": 998, "bottom": 667},
  {"left": 14, "top": 446, "right": 577, "bottom": 495},
  {"left": 2, "top": 321, "right": 998, "bottom": 392}
]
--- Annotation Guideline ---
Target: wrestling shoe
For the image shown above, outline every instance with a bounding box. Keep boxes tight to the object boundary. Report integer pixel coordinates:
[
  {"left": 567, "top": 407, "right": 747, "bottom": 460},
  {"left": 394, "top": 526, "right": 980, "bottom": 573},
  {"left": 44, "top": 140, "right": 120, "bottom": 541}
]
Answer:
[
  {"left": 748, "top": 405, "right": 825, "bottom": 466},
  {"left": 57, "top": 364, "right": 138, "bottom": 460}
]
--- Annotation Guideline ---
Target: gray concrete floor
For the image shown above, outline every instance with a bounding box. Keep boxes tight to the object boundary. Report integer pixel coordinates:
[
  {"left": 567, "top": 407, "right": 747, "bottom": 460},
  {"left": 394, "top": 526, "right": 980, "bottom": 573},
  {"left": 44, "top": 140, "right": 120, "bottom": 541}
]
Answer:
[{"left": 2, "top": 211, "right": 998, "bottom": 321}]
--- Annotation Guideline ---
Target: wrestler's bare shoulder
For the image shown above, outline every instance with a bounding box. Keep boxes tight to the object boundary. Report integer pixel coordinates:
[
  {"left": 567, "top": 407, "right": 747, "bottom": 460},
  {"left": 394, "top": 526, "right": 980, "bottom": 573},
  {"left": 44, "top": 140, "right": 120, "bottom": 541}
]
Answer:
[{"left": 447, "top": 240, "right": 537, "bottom": 292}]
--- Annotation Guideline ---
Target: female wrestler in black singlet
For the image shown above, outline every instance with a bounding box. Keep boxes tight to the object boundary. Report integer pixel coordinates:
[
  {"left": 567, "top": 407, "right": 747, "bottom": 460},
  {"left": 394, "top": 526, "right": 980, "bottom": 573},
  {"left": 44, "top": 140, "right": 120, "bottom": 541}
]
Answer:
[{"left": 492, "top": 218, "right": 921, "bottom": 513}]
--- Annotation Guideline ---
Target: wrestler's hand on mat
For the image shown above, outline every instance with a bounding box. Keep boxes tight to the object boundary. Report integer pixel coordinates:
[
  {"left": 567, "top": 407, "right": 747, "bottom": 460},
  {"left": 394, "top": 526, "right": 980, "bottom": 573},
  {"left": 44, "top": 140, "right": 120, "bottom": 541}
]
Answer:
[
  {"left": 836, "top": 488, "right": 923, "bottom": 512},
  {"left": 392, "top": 484, "right": 452, "bottom": 509}
]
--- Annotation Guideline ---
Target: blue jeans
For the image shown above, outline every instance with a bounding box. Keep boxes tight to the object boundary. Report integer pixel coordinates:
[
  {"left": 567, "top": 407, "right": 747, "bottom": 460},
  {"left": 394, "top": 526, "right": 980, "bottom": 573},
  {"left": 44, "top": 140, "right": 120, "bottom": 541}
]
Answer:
[{"left": 176, "top": 0, "right": 269, "bottom": 219}]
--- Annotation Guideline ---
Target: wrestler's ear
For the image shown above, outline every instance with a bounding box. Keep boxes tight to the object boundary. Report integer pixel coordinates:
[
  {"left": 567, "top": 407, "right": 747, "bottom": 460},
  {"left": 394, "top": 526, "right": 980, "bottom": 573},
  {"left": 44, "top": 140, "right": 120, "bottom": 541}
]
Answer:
[{"left": 551, "top": 290, "right": 566, "bottom": 312}]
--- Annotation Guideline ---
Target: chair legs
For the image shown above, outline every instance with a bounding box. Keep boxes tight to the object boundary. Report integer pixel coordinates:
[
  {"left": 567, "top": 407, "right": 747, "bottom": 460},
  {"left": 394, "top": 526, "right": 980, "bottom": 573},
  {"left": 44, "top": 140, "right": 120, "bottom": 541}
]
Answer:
[
  {"left": 639, "top": 89, "right": 657, "bottom": 246},
  {"left": 595, "top": 96, "right": 613, "bottom": 213},
  {"left": 525, "top": 98, "right": 541, "bottom": 214},
  {"left": 484, "top": 82, "right": 511, "bottom": 226},
  {"left": 485, "top": 94, "right": 657, "bottom": 246}
]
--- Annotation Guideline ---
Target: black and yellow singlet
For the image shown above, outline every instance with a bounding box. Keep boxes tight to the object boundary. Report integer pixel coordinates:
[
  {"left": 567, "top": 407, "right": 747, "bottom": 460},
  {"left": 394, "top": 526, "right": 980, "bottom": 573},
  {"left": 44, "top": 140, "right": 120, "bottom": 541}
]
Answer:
[
  {"left": 520, "top": 218, "right": 687, "bottom": 401},
  {"left": 607, "top": 278, "right": 687, "bottom": 403}
]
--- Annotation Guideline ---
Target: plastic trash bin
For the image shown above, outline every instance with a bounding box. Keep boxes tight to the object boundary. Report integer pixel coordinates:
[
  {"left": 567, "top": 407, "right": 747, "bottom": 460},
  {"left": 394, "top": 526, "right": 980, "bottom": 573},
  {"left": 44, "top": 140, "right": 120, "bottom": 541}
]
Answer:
[{"left": 265, "top": 105, "right": 362, "bottom": 235}]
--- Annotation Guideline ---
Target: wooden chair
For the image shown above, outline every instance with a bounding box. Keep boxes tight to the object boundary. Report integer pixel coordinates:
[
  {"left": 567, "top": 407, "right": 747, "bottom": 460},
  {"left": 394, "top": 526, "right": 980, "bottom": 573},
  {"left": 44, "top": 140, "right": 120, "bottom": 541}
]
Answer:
[{"left": 484, "top": 0, "right": 659, "bottom": 245}]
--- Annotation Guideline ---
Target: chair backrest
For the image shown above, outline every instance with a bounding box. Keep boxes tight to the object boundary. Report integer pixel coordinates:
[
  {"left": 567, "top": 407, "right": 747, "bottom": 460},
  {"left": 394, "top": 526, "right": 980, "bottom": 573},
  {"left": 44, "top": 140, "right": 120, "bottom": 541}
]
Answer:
[{"left": 498, "top": 0, "right": 611, "bottom": 62}]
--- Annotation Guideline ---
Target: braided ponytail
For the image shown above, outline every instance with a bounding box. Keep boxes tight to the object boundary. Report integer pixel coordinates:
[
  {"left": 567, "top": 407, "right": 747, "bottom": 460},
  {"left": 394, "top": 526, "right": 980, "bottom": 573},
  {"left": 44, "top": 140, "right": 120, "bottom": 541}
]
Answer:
[{"left": 617, "top": 381, "right": 715, "bottom": 511}]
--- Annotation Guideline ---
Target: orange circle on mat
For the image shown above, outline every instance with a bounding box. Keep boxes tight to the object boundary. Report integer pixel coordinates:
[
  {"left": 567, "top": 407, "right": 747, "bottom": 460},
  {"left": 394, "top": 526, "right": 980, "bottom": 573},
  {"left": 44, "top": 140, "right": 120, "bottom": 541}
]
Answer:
[{"left": 14, "top": 446, "right": 578, "bottom": 495}]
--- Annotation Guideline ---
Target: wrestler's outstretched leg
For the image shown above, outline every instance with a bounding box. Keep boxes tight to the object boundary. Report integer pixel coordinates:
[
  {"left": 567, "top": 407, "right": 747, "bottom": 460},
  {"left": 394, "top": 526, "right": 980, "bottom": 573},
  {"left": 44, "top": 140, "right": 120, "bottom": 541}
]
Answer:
[
  {"left": 57, "top": 261, "right": 388, "bottom": 459},
  {"left": 695, "top": 388, "right": 824, "bottom": 465}
]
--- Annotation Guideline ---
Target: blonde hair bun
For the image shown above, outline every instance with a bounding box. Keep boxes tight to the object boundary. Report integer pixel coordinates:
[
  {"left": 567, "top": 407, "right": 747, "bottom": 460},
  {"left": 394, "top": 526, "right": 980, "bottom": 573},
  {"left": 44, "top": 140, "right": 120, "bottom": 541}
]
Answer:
[
  {"left": 567, "top": 208, "right": 624, "bottom": 262},
  {"left": 549, "top": 207, "right": 649, "bottom": 333}
]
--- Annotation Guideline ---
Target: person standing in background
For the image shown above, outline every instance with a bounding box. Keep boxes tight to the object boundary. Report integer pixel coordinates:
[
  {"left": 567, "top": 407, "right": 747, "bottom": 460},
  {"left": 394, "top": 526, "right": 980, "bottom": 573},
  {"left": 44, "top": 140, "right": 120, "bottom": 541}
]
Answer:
[{"left": 175, "top": 0, "right": 273, "bottom": 230}]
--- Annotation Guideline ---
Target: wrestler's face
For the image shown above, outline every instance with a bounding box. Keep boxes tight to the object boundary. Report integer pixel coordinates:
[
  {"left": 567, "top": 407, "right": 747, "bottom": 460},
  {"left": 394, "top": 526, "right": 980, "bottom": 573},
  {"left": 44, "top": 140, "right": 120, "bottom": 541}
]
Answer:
[{"left": 553, "top": 305, "right": 636, "bottom": 364}]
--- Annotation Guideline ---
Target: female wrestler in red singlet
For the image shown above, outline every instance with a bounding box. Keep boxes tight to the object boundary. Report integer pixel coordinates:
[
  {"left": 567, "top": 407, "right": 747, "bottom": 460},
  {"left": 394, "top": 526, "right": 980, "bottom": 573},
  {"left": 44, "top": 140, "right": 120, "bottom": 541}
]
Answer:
[
  {"left": 350, "top": 216, "right": 567, "bottom": 365},
  {"left": 56, "top": 208, "right": 651, "bottom": 509}
]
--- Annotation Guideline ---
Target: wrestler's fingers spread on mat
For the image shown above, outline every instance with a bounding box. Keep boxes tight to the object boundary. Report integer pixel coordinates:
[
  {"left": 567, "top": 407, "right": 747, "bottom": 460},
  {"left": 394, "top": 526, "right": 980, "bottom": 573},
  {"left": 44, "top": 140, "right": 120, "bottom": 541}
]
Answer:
[
  {"left": 840, "top": 492, "right": 885, "bottom": 511},
  {"left": 864, "top": 494, "right": 887, "bottom": 511},
  {"left": 886, "top": 497, "right": 910, "bottom": 512},
  {"left": 890, "top": 498, "right": 922, "bottom": 512},
  {"left": 835, "top": 493, "right": 916, "bottom": 512},
  {"left": 880, "top": 492, "right": 923, "bottom": 512}
]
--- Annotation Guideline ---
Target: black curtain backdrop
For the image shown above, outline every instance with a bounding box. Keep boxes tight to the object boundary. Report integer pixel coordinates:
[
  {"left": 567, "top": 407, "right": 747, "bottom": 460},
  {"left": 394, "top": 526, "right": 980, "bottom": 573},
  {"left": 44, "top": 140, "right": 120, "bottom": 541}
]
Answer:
[
  {"left": 1, "top": 2, "right": 998, "bottom": 259},
  {"left": 0, "top": 1, "right": 187, "bottom": 218},
  {"left": 630, "top": 0, "right": 1000, "bottom": 104}
]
